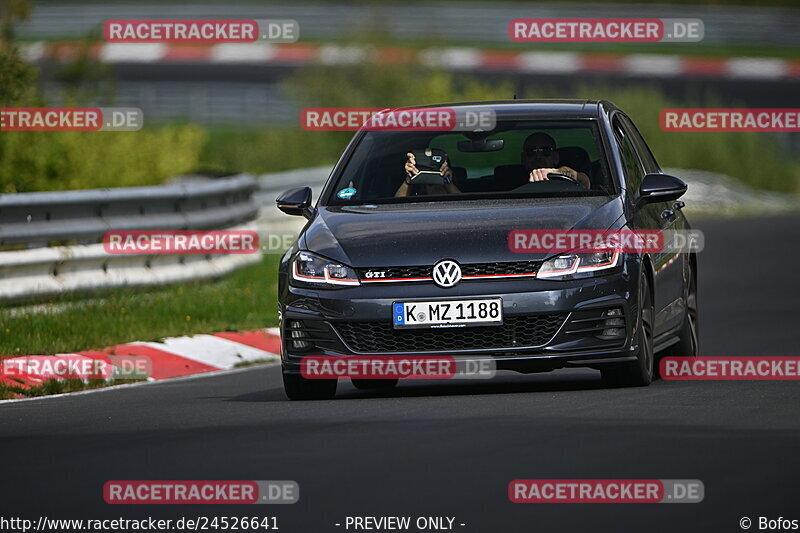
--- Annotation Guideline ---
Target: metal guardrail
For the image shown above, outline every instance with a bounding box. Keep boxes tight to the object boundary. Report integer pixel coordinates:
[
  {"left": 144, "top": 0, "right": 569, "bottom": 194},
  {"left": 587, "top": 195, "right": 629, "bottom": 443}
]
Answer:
[
  {"left": 0, "top": 174, "right": 258, "bottom": 247},
  {"left": 0, "top": 175, "right": 262, "bottom": 303}
]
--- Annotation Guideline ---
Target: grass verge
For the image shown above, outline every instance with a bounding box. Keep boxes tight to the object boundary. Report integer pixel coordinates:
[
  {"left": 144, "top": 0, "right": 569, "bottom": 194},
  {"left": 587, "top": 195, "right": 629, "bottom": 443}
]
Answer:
[{"left": 0, "top": 255, "right": 281, "bottom": 356}]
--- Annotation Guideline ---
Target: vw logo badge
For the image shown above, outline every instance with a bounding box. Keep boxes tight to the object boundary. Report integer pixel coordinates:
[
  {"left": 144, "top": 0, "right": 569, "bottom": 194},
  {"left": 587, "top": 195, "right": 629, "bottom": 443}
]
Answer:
[{"left": 432, "top": 260, "right": 462, "bottom": 288}]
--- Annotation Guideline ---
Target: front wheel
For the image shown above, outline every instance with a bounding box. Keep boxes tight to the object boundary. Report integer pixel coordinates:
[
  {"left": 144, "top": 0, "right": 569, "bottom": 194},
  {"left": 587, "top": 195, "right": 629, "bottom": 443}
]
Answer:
[
  {"left": 283, "top": 372, "right": 337, "bottom": 400},
  {"left": 602, "top": 272, "right": 654, "bottom": 387}
]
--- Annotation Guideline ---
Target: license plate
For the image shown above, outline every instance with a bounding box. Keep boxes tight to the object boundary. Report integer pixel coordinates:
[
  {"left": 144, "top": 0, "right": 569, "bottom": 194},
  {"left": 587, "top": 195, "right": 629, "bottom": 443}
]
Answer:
[{"left": 393, "top": 298, "right": 503, "bottom": 329}]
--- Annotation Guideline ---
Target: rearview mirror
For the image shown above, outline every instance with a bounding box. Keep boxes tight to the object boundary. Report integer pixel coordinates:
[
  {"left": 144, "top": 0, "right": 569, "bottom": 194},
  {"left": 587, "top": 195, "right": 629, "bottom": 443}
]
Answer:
[
  {"left": 457, "top": 139, "right": 504, "bottom": 152},
  {"left": 276, "top": 187, "right": 314, "bottom": 219},
  {"left": 636, "top": 173, "right": 687, "bottom": 208}
]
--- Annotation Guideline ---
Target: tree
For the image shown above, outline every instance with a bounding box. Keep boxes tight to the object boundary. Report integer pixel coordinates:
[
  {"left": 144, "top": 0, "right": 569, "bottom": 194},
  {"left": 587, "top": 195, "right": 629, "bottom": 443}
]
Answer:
[{"left": 0, "top": 0, "right": 37, "bottom": 106}]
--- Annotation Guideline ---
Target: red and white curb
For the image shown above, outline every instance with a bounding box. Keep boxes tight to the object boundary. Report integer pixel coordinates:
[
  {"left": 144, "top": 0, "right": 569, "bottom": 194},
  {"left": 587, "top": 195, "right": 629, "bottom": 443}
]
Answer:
[
  {"left": 0, "top": 327, "right": 281, "bottom": 396},
  {"left": 21, "top": 41, "right": 800, "bottom": 81}
]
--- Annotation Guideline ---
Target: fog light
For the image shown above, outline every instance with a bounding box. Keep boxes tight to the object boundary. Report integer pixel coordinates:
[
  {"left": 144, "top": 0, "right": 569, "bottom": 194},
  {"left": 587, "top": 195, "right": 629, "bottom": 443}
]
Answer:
[
  {"left": 289, "top": 320, "right": 312, "bottom": 350},
  {"left": 598, "top": 308, "right": 625, "bottom": 339}
]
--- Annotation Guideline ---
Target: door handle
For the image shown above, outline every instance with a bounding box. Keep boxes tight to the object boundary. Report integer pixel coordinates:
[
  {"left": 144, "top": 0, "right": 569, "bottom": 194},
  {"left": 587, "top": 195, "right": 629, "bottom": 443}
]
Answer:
[{"left": 661, "top": 209, "right": 675, "bottom": 219}]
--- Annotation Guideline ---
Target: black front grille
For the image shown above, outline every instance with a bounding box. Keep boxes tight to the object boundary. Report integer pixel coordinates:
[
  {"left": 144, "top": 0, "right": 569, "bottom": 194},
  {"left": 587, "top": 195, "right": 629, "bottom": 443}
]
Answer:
[
  {"left": 334, "top": 314, "right": 568, "bottom": 353},
  {"left": 462, "top": 261, "right": 540, "bottom": 276},
  {"left": 358, "top": 261, "right": 540, "bottom": 281}
]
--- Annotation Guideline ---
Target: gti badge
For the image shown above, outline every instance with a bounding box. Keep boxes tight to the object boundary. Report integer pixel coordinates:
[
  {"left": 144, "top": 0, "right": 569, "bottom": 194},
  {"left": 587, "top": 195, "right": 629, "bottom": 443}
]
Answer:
[
  {"left": 364, "top": 271, "right": 386, "bottom": 279},
  {"left": 432, "top": 259, "right": 462, "bottom": 288}
]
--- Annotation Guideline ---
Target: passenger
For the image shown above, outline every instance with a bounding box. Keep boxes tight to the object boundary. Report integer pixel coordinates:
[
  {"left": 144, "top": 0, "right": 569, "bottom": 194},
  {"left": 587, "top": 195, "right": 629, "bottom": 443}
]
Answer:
[{"left": 395, "top": 151, "right": 461, "bottom": 197}]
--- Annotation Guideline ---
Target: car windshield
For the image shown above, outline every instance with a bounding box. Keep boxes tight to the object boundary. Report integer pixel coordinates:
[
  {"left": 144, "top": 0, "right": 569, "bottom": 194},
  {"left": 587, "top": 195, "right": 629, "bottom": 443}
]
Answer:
[{"left": 325, "top": 119, "right": 614, "bottom": 205}]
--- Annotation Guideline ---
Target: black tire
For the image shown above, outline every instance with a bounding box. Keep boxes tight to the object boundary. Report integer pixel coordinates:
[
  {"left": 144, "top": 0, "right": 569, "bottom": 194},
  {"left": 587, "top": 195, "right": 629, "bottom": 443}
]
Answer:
[
  {"left": 352, "top": 378, "right": 399, "bottom": 390},
  {"left": 602, "top": 271, "right": 654, "bottom": 388},
  {"left": 282, "top": 372, "right": 337, "bottom": 400},
  {"left": 658, "top": 267, "right": 699, "bottom": 360}
]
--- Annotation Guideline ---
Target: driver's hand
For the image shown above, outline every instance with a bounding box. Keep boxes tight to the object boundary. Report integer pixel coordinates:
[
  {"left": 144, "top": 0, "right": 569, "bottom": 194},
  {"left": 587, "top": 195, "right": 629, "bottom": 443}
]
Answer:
[
  {"left": 529, "top": 167, "right": 559, "bottom": 182},
  {"left": 440, "top": 161, "right": 454, "bottom": 184},
  {"left": 404, "top": 153, "right": 419, "bottom": 182}
]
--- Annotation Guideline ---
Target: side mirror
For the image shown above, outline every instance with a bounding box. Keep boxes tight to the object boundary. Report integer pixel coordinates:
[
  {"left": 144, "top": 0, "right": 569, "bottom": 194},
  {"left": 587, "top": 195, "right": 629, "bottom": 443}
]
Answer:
[
  {"left": 636, "top": 173, "right": 687, "bottom": 208},
  {"left": 276, "top": 187, "right": 314, "bottom": 219}
]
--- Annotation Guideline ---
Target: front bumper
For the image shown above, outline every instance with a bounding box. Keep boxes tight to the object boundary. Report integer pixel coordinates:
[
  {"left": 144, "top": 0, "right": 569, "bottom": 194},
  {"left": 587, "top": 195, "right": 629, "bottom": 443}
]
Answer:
[{"left": 279, "top": 263, "right": 642, "bottom": 375}]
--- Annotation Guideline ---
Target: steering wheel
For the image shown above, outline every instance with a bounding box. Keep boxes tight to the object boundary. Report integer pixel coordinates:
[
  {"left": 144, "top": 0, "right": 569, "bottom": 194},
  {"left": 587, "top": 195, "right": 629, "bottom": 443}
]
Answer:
[{"left": 546, "top": 171, "right": 580, "bottom": 185}]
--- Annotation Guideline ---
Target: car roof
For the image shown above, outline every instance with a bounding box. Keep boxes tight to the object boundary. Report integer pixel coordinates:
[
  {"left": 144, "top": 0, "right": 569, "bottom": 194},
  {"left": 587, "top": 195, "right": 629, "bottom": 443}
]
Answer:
[{"left": 384, "top": 100, "right": 616, "bottom": 120}]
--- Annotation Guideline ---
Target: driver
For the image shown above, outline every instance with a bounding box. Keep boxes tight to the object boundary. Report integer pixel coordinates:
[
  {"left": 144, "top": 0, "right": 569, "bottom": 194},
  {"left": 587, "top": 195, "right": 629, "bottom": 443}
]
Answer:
[
  {"left": 523, "top": 133, "right": 591, "bottom": 189},
  {"left": 395, "top": 151, "right": 461, "bottom": 197}
]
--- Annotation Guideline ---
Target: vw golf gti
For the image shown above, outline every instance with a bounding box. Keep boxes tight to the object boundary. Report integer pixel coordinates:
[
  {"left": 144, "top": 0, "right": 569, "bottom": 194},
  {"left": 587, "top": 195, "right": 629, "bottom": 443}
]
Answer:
[{"left": 276, "top": 100, "right": 699, "bottom": 400}]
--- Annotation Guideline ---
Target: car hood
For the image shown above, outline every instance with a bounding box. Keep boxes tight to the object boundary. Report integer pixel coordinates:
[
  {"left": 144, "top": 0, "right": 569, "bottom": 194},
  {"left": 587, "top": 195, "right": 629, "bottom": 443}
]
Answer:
[{"left": 302, "top": 196, "right": 624, "bottom": 267}]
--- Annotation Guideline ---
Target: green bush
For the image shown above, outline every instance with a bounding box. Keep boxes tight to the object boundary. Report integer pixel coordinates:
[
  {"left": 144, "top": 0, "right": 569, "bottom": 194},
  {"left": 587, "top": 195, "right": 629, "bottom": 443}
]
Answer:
[
  {"left": 288, "top": 63, "right": 515, "bottom": 108},
  {"left": 198, "top": 64, "right": 517, "bottom": 175},
  {"left": 0, "top": 125, "right": 207, "bottom": 193},
  {"left": 198, "top": 127, "right": 352, "bottom": 175}
]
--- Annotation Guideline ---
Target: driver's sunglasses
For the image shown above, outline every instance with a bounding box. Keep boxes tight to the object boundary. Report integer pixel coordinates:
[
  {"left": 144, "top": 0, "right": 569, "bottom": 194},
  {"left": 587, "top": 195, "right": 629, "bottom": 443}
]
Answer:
[{"left": 525, "top": 146, "right": 556, "bottom": 157}]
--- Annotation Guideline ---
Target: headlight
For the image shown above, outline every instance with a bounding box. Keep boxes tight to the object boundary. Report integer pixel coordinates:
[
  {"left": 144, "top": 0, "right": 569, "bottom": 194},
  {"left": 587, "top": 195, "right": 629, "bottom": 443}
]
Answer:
[
  {"left": 538, "top": 249, "right": 621, "bottom": 280},
  {"left": 291, "top": 251, "right": 360, "bottom": 288}
]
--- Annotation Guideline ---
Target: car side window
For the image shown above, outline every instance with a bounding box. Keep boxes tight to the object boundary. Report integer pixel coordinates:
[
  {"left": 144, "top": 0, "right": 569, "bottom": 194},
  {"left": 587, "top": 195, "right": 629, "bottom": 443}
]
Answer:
[
  {"left": 620, "top": 115, "right": 660, "bottom": 174},
  {"left": 612, "top": 116, "right": 645, "bottom": 193}
]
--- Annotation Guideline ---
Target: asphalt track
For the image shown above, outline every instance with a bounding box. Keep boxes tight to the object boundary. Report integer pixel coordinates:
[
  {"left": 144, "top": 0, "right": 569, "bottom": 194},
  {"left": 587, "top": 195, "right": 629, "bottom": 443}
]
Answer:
[{"left": 1, "top": 214, "right": 799, "bottom": 532}]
